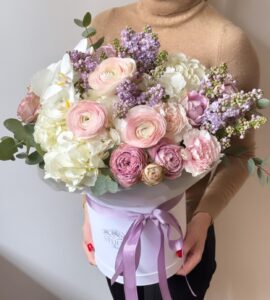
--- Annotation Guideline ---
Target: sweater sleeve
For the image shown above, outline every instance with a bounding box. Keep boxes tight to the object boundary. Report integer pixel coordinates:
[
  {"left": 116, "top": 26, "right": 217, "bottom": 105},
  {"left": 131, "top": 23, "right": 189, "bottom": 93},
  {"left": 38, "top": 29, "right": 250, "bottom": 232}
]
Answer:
[{"left": 193, "top": 23, "right": 260, "bottom": 222}]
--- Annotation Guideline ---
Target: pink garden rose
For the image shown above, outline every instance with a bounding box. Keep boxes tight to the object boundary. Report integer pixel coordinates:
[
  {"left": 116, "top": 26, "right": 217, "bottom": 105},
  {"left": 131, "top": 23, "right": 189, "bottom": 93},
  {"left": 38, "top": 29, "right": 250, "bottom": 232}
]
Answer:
[
  {"left": 88, "top": 57, "right": 136, "bottom": 96},
  {"left": 119, "top": 105, "right": 167, "bottom": 148},
  {"left": 163, "top": 102, "right": 190, "bottom": 143},
  {"left": 184, "top": 91, "right": 209, "bottom": 126},
  {"left": 148, "top": 138, "right": 184, "bottom": 179},
  {"left": 17, "top": 91, "right": 40, "bottom": 124},
  {"left": 181, "top": 129, "right": 221, "bottom": 176},
  {"left": 67, "top": 100, "right": 108, "bottom": 139},
  {"left": 109, "top": 144, "right": 148, "bottom": 188}
]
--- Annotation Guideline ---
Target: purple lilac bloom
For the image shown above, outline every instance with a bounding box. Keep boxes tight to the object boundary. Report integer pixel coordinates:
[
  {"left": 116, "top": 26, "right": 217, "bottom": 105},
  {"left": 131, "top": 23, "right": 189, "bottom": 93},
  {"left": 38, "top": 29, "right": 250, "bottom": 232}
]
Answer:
[
  {"left": 69, "top": 50, "right": 99, "bottom": 90},
  {"left": 114, "top": 80, "right": 165, "bottom": 118},
  {"left": 120, "top": 26, "right": 160, "bottom": 74}
]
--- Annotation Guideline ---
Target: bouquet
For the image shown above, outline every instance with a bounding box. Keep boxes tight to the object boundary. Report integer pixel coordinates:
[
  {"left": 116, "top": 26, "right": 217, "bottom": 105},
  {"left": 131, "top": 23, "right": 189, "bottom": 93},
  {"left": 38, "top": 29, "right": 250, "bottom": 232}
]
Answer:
[
  {"left": 1, "top": 11, "right": 270, "bottom": 300},
  {"left": 1, "top": 12, "right": 269, "bottom": 195}
]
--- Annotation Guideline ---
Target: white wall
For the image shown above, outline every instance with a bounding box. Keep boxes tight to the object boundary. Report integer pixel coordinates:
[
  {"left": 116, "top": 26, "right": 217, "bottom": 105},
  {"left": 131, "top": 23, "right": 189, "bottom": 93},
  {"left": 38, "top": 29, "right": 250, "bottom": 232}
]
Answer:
[{"left": 0, "top": 1, "right": 269, "bottom": 300}]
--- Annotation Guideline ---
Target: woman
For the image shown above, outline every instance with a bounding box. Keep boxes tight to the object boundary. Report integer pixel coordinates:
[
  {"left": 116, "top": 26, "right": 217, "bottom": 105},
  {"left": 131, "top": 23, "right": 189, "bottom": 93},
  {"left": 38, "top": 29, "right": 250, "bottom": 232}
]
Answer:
[{"left": 82, "top": 0, "right": 259, "bottom": 299}]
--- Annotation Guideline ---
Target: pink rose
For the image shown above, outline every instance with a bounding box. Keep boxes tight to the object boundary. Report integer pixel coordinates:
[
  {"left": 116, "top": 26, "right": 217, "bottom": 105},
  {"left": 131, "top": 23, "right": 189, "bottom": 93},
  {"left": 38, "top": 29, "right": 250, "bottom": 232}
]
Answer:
[
  {"left": 119, "top": 105, "right": 167, "bottom": 148},
  {"left": 17, "top": 91, "right": 40, "bottom": 124},
  {"left": 148, "top": 138, "right": 184, "bottom": 179},
  {"left": 95, "top": 44, "right": 117, "bottom": 60},
  {"left": 67, "top": 100, "right": 108, "bottom": 139},
  {"left": 109, "top": 144, "right": 148, "bottom": 188},
  {"left": 181, "top": 129, "right": 221, "bottom": 176},
  {"left": 163, "top": 102, "right": 190, "bottom": 143},
  {"left": 184, "top": 91, "right": 209, "bottom": 127},
  {"left": 88, "top": 57, "right": 136, "bottom": 96}
]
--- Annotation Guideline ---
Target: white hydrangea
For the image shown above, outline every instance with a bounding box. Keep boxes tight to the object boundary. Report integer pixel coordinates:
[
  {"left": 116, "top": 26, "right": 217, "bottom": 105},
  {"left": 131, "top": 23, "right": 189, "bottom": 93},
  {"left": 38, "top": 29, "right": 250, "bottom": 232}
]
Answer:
[
  {"left": 42, "top": 130, "right": 118, "bottom": 192},
  {"left": 158, "top": 53, "right": 206, "bottom": 100}
]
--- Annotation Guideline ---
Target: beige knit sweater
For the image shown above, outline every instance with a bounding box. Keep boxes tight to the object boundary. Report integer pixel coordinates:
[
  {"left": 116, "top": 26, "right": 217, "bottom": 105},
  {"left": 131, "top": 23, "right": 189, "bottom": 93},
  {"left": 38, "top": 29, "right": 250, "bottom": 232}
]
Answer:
[{"left": 91, "top": 0, "right": 259, "bottom": 223}]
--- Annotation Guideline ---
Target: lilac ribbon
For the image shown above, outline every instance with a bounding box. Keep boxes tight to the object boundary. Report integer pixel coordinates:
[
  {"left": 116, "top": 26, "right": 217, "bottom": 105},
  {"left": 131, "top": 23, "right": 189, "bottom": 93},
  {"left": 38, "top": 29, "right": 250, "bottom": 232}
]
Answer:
[{"left": 86, "top": 194, "right": 197, "bottom": 300}]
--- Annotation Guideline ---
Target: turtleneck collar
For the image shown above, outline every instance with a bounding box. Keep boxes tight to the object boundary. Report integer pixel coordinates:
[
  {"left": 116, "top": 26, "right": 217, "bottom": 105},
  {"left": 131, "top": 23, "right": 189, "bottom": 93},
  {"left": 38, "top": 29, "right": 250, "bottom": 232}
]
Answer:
[{"left": 137, "top": 0, "right": 207, "bottom": 26}]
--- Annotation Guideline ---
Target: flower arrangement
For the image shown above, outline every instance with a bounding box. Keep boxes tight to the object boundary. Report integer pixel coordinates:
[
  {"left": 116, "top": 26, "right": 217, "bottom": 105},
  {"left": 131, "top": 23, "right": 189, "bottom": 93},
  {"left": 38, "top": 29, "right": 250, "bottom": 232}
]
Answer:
[{"left": 0, "top": 12, "right": 269, "bottom": 195}]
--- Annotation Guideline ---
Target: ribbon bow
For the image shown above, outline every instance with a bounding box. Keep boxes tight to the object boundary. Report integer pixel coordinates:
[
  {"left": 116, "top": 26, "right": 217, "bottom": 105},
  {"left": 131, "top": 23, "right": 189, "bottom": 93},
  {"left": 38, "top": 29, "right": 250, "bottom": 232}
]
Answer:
[{"left": 87, "top": 194, "right": 197, "bottom": 300}]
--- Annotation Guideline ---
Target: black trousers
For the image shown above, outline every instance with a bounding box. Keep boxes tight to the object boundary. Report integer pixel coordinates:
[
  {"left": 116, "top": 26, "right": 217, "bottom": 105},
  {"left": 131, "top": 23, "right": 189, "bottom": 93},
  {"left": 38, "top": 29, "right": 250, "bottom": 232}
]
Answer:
[{"left": 106, "top": 224, "right": 217, "bottom": 300}]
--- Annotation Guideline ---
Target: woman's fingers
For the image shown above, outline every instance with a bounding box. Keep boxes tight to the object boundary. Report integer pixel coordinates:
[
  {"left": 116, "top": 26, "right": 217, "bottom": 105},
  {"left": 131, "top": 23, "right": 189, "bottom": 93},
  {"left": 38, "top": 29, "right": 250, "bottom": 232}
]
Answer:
[
  {"left": 177, "top": 245, "right": 202, "bottom": 275},
  {"left": 82, "top": 242, "right": 97, "bottom": 266}
]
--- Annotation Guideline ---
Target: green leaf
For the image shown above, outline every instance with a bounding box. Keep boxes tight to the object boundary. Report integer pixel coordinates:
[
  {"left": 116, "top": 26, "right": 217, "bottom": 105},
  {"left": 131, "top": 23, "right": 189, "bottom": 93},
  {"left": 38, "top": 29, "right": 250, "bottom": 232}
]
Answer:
[
  {"left": 82, "top": 27, "right": 96, "bottom": 38},
  {"left": 247, "top": 158, "right": 256, "bottom": 175},
  {"left": 93, "top": 37, "right": 105, "bottom": 50},
  {"left": 16, "top": 152, "right": 27, "bottom": 159},
  {"left": 83, "top": 12, "right": 92, "bottom": 27},
  {"left": 256, "top": 98, "right": 270, "bottom": 109},
  {"left": 26, "top": 151, "right": 44, "bottom": 165},
  {"left": 253, "top": 157, "right": 263, "bottom": 165},
  {"left": 0, "top": 137, "right": 18, "bottom": 161},
  {"left": 74, "top": 18, "right": 84, "bottom": 27},
  {"left": 4, "top": 119, "right": 26, "bottom": 141},
  {"left": 91, "top": 175, "right": 119, "bottom": 196},
  {"left": 257, "top": 167, "right": 266, "bottom": 186},
  {"left": 35, "top": 143, "right": 46, "bottom": 157}
]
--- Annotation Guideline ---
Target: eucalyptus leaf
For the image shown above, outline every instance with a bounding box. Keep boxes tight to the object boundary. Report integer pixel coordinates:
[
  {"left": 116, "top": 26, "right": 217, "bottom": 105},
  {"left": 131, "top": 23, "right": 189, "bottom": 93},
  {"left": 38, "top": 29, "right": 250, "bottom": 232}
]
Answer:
[
  {"left": 91, "top": 175, "right": 119, "bottom": 196},
  {"left": 4, "top": 119, "right": 25, "bottom": 141},
  {"left": 256, "top": 98, "right": 270, "bottom": 109},
  {"left": 83, "top": 12, "right": 92, "bottom": 27},
  {"left": 74, "top": 18, "right": 84, "bottom": 27},
  {"left": 26, "top": 151, "right": 44, "bottom": 165},
  {"left": 247, "top": 158, "right": 256, "bottom": 175},
  {"left": 93, "top": 37, "right": 105, "bottom": 50},
  {"left": 253, "top": 157, "right": 263, "bottom": 165},
  {"left": 82, "top": 27, "right": 97, "bottom": 38},
  {"left": 0, "top": 137, "right": 18, "bottom": 161},
  {"left": 16, "top": 152, "right": 27, "bottom": 159}
]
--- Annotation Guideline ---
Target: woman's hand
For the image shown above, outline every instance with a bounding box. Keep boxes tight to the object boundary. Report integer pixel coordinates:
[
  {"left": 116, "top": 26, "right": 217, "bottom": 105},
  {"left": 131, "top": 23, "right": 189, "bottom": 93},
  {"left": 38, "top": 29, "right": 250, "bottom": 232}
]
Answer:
[
  {"left": 82, "top": 197, "right": 96, "bottom": 266},
  {"left": 176, "top": 212, "right": 212, "bottom": 276}
]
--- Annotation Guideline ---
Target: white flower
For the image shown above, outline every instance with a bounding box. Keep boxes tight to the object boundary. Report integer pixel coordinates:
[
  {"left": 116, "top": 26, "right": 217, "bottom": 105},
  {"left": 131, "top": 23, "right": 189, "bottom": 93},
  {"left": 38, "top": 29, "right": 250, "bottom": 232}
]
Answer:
[
  {"left": 31, "top": 53, "right": 75, "bottom": 106},
  {"left": 158, "top": 53, "right": 206, "bottom": 100}
]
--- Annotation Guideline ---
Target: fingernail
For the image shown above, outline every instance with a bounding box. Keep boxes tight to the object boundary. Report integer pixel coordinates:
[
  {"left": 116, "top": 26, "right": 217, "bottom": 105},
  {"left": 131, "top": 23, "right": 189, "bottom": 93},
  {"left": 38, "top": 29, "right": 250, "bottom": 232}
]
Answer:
[
  {"left": 176, "top": 249, "right": 183, "bottom": 258},
  {"left": 87, "top": 243, "right": 94, "bottom": 252}
]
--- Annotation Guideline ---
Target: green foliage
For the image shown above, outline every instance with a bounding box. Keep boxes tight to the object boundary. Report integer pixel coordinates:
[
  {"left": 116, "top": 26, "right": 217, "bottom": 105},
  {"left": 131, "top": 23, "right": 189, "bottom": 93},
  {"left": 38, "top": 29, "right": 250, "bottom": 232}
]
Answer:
[
  {"left": 0, "top": 137, "right": 18, "bottom": 160},
  {"left": 256, "top": 98, "right": 270, "bottom": 109},
  {"left": 83, "top": 12, "right": 92, "bottom": 27},
  {"left": 1, "top": 118, "right": 45, "bottom": 166},
  {"left": 82, "top": 27, "right": 96, "bottom": 38},
  {"left": 4, "top": 119, "right": 35, "bottom": 153},
  {"left": 74, "top": 19, "right": 84, "bottom": 28},
  {"left": 91, "top": 174, "right": 119, "bottom": 196},
  {"left": 92, "top": 37, "right": 105, "bottom": 50},
  {"left": 248, "top": 156, "right": 270, "bottom": 190}
]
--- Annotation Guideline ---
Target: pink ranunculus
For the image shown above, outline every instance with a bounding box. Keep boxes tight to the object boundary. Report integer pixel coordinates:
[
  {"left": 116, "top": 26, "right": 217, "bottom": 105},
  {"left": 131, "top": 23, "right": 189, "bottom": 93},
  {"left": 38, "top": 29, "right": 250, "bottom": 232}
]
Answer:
[
  {"left": 17, "top": 91, "right": 40, "bottom": 124},
  {"left": 109, "top": 144, "right": 148, "bottom": 188},
  {"left": 88, "top": 57, "right": 136, "bottom": 96},
  {"left": 95, "top": 44, "right": 117, "bottom": 60},
  {"left": 163, "top": 102, "right": 191, "bottom": 143},
  {"left": 148, "top": 138, "right": 184, "bottom": 179},
  {"left": 67, "top": 100, "right": 108, "bottom": 139},
  {"left": 119, "top": 105, "right": 167, "bottom": 148},
  {"left": 184, "top": 91, "right": 209, "bottom": 127},
  {"left": 181, "top": 129, "right": 221, "bottom": 176}
]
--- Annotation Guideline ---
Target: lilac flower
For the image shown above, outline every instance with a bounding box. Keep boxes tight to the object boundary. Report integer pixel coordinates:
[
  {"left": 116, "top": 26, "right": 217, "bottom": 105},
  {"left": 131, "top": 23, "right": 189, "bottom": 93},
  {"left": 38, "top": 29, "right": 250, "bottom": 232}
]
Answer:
[{"left": 120, "top": 26, "right": 160, "bottom": 74}]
